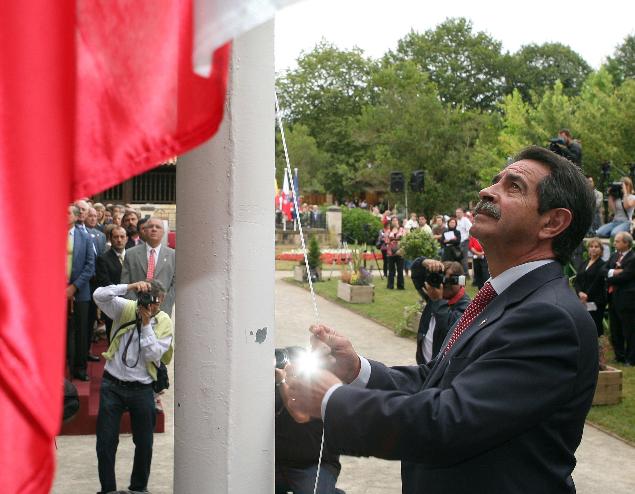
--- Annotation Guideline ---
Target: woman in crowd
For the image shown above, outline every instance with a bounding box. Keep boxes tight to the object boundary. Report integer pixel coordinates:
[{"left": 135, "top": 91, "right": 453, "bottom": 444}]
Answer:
[
  {"left": 469, "top": 235, "right": 489, "bottom": 289},
  {"left": 376, "top": 221, "right": 391, "bottom": 278},
  {"left": 386, "top": 216, "right": 405, "bottom": 290},
  {"left": 574, "top": 237, "right": 607, "bottom": 336},
  {"left": 441, "top": 217, "right": 462, "bottom": 263},
  {"left": 597, "top": 177, "right": 635, "bottom": 238}
]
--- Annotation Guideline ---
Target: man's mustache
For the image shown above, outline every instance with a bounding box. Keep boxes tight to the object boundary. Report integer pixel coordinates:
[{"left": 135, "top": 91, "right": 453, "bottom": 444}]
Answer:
[{"left": 474, "top": 200, "right": 501, "bottom": 220}]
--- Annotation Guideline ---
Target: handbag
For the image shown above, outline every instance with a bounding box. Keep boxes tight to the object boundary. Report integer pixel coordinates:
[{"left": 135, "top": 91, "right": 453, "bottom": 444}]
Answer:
[{"left": 152, "top": 362, "right": 169, "bottom": 393}]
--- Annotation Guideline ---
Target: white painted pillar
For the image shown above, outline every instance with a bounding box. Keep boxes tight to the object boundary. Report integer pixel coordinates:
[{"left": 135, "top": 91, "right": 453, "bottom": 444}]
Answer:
[{"left": 174, "top": 21, "right": 275, "bottom": 493}]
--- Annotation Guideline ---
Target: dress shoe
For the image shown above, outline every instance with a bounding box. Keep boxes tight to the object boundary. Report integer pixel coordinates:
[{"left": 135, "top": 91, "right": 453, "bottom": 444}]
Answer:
[
  {"left": 74, "top": 371, "right": 90, "bottom": 381},
  {"left": 88, "top": 354, "right": 100, "bottom": 362}
]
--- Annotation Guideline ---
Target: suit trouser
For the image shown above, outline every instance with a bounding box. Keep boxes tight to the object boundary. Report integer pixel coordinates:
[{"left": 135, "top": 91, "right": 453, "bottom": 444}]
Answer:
[
  {"left": 460, "top": 240, "right": 469, "bottom": 275},
  {"left": 66, "top": 301, "right": 89, "bottom": 374},
  {"left": 609, "top": 304, "right": 635, "bottom": 364},
  {"left": 96, "top": 377, "right": 156, "bottom": 493}
]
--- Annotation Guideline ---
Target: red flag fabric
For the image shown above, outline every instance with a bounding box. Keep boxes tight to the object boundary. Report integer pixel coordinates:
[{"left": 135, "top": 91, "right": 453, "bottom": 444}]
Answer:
[{"left": 0, "top": 1, "right": 229, "bottom": 491}]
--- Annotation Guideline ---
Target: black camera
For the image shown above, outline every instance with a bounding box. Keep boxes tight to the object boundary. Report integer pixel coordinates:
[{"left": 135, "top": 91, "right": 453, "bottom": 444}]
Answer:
[
  {"left": 275, "top": 346, "right": 305, "bottom": 369},
  {"left": 608, "top": 182, "right": 624, "bottom": 199},
  {"left": 137, "top": 291, "right": 159, "bottom": 309},
  {"left": 411, "top": 257, "right": 466, "bottom": 294},
  {"left": 548, "top": 137, "right": 566, "bottom": 156}
]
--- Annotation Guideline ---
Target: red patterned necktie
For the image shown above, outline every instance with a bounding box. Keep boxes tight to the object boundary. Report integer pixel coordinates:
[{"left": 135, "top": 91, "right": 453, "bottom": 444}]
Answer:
[
  {"left": 147, "top": 249, "right": 156, "bottom": 279},
  {"left": 443, "top": 281, "right": 497, "bottom": 355}
]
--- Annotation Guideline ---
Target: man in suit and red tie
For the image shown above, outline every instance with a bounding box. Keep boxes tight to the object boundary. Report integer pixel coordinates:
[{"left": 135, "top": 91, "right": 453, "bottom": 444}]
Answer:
[
  {"left": 606, "top": 231, "right": 635, "bottom": 365},
  {"left": 121, "top": 217, "right": 175, "bottom": 316},
  {"left": 286, "top": 146, "right": 598, "bottom": 494}
]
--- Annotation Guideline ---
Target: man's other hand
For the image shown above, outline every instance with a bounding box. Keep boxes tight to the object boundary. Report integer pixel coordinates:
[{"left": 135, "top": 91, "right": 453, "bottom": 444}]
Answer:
[
  {"left": 286, "top": 365, "right": 342, "bottom": 419},
  {"left": 310, "top": 325, "right": 361, "bottom": 383},
  {"left": 424, "top": 282, "right": 443, "bottom": 301},
  {"left": 129, "top": 281, "right": 151, "bottom": 292}
]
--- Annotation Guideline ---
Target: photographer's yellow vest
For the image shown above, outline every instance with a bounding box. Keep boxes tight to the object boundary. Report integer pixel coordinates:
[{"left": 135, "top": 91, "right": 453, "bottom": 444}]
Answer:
[{"left": 101, "top": 300, "right": 173, "bottom": 380}]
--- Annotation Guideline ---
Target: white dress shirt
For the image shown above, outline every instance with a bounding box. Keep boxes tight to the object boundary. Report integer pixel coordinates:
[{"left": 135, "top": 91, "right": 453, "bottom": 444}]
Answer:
[
  {"left": 93, "top": 284, "right": 172, "bottom": 383},
  {"left": 321, "top": 259, "right": 555, "bottom": 419}
]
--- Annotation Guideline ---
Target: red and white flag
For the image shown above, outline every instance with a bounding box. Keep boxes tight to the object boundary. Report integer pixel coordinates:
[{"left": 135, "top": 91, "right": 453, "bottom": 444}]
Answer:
[{"left": 0, "top": 1, "right": 296, "bottom": 491}]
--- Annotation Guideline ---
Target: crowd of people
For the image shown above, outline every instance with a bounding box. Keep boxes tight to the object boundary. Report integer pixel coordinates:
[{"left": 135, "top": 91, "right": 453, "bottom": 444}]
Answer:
[
  {"left": 65, "top": 199, "right": 176, "bottom": 494},
  {"left": 374, "top": 207, "right": 491, "bottom": 291}
]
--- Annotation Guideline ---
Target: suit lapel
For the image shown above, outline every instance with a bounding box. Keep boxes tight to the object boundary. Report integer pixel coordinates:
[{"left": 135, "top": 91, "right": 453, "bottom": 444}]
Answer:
[{"left": 424, "top": 262, "right": 565, "bottom": 388}]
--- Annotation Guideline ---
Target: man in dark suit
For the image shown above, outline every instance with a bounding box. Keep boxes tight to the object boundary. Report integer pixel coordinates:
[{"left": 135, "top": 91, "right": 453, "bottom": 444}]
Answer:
[
  {"left": 121, "top": 217, "right": 175, "bottom": 315},
  {"left": 287, "top": 146, "right": 598, "bottom": 494},
  {"left": 67, "top": 205, "right": 95, "bottom": 381},
  {"left": 606, "top": 231, "right": 635, "bottom": 365},
  {"left": 95, "top": 226, "right": 128, "bottom": 339},
  {"left": 410, "top": 258, "right": 470, "bottom": 364}
]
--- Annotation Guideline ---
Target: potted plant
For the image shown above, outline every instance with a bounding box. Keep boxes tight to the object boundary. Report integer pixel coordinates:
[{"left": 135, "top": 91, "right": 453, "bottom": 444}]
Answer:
[
  {"left": 395, "top": 303, "right": 423, "bottom": 336},
  {"left": 400, "top": 229, "right": 440, "bottom": 260},
  {"left": 593, "top": 335, "right": 623, "bottom": 405},
  {"left": 294, "top": 236, "right": 322, "bottom": 282},
  {"left": 337, "top": 247, "right": 374, "bottom": 303}
]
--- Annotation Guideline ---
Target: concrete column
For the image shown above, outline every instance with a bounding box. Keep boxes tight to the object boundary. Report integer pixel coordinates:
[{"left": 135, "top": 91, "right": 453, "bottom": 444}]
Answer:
[
  {"left": 174, "top": 21, "right": 274, "bottom": 493},
  {"left": 326, "top": 206, "right": 342, "bottom": 245}
]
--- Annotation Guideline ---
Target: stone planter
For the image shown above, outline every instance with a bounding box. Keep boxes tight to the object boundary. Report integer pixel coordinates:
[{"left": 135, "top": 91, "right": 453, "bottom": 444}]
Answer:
[
  {"left": 337, "top": 281, "right": 374, "bottom": 304},
  {"left": 293, "top": 265, "right": 321, "bottom": 282},
  {"left": 402, "top": 306, "right": 423, "bottom": 335},
  {"left": 593, "top": 366, "right": 623, "bottom": 405}
]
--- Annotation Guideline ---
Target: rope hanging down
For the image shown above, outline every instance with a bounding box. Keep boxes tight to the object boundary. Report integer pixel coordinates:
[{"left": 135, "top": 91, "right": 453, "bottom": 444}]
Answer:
[{"left": 274, "top": 90, "right": 326, "bottom": 494}]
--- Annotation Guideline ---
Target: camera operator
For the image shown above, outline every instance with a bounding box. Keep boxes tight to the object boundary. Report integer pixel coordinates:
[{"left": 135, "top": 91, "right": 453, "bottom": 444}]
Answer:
[
  {"left": 93, "top": 280, "right": 174, "bottom": 494},
  {"left": 597, "top": 177, "right": 635, "bottom": 238},
  {"left": 275, "top": 348, "right": 341, "bottom": 494},
  {"left": 411, "top": 258, "right": 471, "bottom": 364},
  {"left": 549, "top": 129, "right": 582, "bottom": 166}
]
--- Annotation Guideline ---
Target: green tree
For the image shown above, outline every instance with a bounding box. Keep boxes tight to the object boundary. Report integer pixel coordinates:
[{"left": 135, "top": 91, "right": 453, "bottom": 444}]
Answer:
[
  {"left": 389, "top": 18, "right": 508, "bottom": 111},
  {"left": 355, "top": 60, "right": 492, "bottom": 214},
  {"left": 275, "top": 124, "right": 330, "bottom": 193},
  {"left": 507, "top": 43, "right": 592, "bottom": 101},
  {"left": 606, "top": 34, "right": 635, "bottom": 85}
]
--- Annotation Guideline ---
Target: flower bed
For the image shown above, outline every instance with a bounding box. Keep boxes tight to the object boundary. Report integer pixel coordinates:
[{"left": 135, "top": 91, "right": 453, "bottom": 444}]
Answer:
[{"left": 277, "top": 249, "right": 381, "bottom": 264}]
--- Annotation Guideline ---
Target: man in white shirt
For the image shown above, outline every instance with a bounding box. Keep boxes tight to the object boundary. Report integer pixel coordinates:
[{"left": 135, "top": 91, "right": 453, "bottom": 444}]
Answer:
[
  {"left": 455, "top": 207, "right": 472, "bottom": 275},
  {"left": 93, "top": 280, "right": 173, "bottom": 494},
  {"left": 285, "top": 146, "right": 598, "bottom": 494}
]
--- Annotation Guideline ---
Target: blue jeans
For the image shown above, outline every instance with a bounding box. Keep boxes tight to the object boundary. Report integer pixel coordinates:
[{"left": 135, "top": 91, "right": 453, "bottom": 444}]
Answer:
[
  {"left": 596, "top": 220, "right": 631, "bottom": 238},
  {"left": 276, "top": 464, "right": 339, "bottom": 494},
  {"left": 96, "top": 377, "right": 156, "bottom": 493}
]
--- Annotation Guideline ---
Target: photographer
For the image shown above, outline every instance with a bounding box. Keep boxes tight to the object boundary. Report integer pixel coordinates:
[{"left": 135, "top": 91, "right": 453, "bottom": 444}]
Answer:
[
  {"left": 275, "top": 348, "right": 341, "bottom": 494},
  {"left": 549, "top": 129, "right": 582, "bottom": 166},
  {"left": 93, "top": 280, "right": 174, "bottom": 494},
  {"left": 597, "top": 177, "right": 635, "bottom": 238},
  {"left": 411, "top": 258, "right": 471, "bottom": 364}
]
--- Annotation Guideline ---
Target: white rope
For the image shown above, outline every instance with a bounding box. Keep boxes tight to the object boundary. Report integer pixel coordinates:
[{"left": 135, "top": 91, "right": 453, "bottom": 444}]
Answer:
[{"left": 274, "top": 90, "right": 325, "bottom": 494}]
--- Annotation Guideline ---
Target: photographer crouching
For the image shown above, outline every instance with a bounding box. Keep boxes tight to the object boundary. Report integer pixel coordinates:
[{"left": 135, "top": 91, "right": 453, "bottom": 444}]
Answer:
[
  {"left": 410, "top": 258, "right": 471, "bottom": 364},
  {"left": 93, "top": 280, "right": 174, "bottom": 494},
  {"left": 275, "top": 347, "right": 342, "bottom": 494}
]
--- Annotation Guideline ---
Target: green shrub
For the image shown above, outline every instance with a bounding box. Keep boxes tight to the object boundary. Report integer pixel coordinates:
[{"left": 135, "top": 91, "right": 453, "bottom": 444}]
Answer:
[
  {"left": 341, "top": 208, "right": 383, "bottom": 245},
  {"left": 401, "top": 229, "right": 440, "bottom": 260},
  {"left": 307, "top": 235, "right": 322, "bottom": 270}
]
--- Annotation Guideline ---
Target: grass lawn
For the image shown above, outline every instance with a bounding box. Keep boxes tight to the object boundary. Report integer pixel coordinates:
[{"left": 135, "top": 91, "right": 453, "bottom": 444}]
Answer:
[{"left": 285, "top": 276, "right": 634, "bottom": 444}]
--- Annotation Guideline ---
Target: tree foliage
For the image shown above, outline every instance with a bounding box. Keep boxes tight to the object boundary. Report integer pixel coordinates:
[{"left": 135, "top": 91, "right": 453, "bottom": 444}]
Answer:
[
  {"left": 389, "top": 18, "right": 508, "bottom": 111},
  {"left": 507, "top": 43, "right": 592, "bottom": 101},
  {"left": 606, "top": 34, "right": 635, "bottom": 85}
]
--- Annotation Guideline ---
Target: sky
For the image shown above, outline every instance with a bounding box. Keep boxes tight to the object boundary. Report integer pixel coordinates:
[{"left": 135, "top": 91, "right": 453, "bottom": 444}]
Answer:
[{"left": 275, "top": 0, "right": 635, "bottom": 72}]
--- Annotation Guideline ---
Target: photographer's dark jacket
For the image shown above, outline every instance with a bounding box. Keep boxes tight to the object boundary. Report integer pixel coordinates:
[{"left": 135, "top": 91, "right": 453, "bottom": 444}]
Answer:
[{"left": 416, "top": 288, "right": 470, "bottom": 364}]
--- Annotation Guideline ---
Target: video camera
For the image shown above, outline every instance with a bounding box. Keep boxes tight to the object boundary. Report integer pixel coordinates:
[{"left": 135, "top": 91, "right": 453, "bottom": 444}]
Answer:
[
  {"left": 607, "top": 182, "right": 624, "bottom": 200},
  {"left": 548, "top": 137, "right": 567, "bottom": 156},
  {"left": 410, "top": 257, "right": 466, "bottom": 296}
]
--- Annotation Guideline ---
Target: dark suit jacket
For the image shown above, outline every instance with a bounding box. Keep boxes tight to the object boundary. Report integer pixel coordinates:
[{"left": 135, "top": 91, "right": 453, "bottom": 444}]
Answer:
[
  {"left": 95, "top": 249, "right": 123, "bottom": 288},
  {"left": 325, "top": 262, "right": 597, "bottom": 494},
  {"left": 606, "top": 249, "right": 635, "bottom": 311},
  {"left": 69, "top": 228, "right": 95, "bottom": 302},
  {"left": 574, "top": 258, "right": 607, "bottom": 307},
  {"left": 121, "top": 243, "right": 175, "bottom": 314},
  {"left": 416, "top": 292, "right": 470, "bottom": 365}
]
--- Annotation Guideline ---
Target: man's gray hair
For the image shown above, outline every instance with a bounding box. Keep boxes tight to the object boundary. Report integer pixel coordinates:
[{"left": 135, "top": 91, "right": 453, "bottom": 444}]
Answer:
[
  {"left": 145, "top": 279, "right": 166, "bottom": 297},
  {"left": 615, "top": 231, "right": 633, "bottom": 248}
]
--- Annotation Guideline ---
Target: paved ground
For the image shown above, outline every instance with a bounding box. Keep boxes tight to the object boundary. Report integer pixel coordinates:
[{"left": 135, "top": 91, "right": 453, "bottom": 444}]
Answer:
[{"left": 53, "top": 273, "right": 635, "bottom": 493}]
